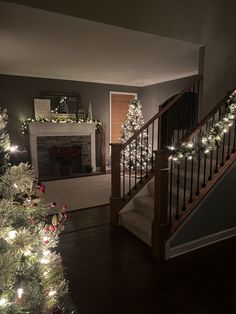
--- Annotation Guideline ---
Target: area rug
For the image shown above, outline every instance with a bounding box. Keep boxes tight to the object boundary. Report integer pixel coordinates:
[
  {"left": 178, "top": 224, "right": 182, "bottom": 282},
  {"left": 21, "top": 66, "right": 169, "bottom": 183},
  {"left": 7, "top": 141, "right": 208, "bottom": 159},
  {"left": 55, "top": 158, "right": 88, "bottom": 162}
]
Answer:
[{"left": 42, "top": 174, "right": 111, "bottom": 213}]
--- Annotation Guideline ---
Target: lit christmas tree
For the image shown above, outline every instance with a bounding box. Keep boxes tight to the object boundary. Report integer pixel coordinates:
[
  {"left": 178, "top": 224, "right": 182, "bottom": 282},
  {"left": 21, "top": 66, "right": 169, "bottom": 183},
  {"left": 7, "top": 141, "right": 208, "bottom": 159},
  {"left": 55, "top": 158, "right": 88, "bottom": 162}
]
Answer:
[
  {"left": 0, "top": 109, "right": 73, "bottom": 313},
  {"left": 120, "top": 99, "right": 152, "bottom": 170}
]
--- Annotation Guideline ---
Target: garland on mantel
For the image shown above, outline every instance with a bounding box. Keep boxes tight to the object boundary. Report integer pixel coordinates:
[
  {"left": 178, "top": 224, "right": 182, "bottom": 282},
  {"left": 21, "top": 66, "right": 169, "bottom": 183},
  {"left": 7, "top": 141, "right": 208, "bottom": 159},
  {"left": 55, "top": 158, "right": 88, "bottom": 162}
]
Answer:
[
  {"left": 168, "top": 90, "right": 236, "bottom": 162},
  {"left": 21, "top": 117, "right": 102, "bottom": 135}
]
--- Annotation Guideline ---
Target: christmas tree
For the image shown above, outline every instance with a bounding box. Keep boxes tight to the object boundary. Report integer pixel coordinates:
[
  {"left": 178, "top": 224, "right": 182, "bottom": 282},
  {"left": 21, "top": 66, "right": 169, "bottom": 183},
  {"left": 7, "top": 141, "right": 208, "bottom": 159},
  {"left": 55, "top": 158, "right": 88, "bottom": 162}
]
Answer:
[
  {"left": 120, "top": 99, "right": 152, "bottom": 170},
  {"left": 0, "top": 109, "right": 73, "bottom": 313}
]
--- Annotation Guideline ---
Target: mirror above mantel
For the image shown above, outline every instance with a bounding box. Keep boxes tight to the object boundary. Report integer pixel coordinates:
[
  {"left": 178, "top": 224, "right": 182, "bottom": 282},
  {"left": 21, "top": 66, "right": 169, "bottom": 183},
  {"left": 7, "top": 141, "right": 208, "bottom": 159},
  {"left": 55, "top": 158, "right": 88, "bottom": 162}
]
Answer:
[{"left": 40, "top": 92, "right": 81, "bottom": 122}]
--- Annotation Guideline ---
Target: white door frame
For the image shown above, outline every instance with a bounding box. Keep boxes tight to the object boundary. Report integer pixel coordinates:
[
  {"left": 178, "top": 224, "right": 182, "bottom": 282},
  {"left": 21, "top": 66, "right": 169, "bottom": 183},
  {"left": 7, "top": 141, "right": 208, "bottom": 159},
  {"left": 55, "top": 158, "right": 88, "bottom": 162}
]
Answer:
[{"left": 109, "top": 91, "right": 137, "bottom": 145}]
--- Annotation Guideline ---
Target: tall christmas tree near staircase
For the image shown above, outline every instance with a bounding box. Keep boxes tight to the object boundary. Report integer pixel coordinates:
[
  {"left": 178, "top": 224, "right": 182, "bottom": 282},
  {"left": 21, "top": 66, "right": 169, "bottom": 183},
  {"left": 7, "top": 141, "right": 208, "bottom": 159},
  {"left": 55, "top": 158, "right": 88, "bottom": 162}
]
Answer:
[
  {"left": 120, "top": 98, "right": 152, "bottom": 170},
  {"left": 0, "top": 108, "right": 73, "bottom": 313}
]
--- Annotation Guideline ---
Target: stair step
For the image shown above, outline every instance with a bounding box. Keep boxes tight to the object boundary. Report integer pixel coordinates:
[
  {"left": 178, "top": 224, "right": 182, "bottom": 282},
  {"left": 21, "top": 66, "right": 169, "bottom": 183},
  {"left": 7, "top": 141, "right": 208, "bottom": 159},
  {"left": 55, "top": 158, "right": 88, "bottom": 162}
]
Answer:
[
  {"left": 119, "top": 210, "right": 152, "bottom": 246},
  {"left": 133, "top": 195, "right": 154, "bottom": 220}
]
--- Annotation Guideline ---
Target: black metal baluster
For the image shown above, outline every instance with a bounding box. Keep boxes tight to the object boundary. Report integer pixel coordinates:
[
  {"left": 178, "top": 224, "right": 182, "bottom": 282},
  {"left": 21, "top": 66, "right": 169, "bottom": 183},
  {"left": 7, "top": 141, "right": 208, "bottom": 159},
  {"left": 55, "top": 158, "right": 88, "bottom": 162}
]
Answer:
[
  {"left": 232, "top": 121, "right": 236, "bottom": 153},
  {"left": 135, "top": 138, "right": 137, "bottom": 189},
  {"left": 220, "top": 109, "right": 226, "bottom": 166},
  {"left": 214, "top": 110, "right": 220, "bottom": 173},
  {"left": 140, "top": 133, "right": 143, "bottom": 182},
  {"left": 182, "top": 157, "right": 187, "bottom": 211},
  {"left": 151, "top": 122, "right": 154, "bottom": 172},
  {"left": 175, "top": 163, "right": 180, "bottom": 220},
  {"left": 191, "top": 84, "right": 195, "bottom": 130},
  {"left": 128, "top": 144, "right": 131, "bottom": 195},
  {"left": 208, "top": 114, "right": 215, "bottom": 181},
  {"left": 202, "top": 154, "right": 207, "bottom": 188},
  {"left": 201, "top": 121, "right": 208, "bottom": 188},
  {"left": 189, "top": 158, "right": 194, "bottom": 203},
  {"left": 145, "top": 127, "right": 149, "bottom": 178},
  {"left": 226, "top": 124, "right": 232, "bottom": 160},
  {"left": 214, "top": 143, "right": 219, "bottom": 173},
  {"left": 169, "top": 158, "right": 173, "bottom": 226},
  {"left": 195, "top": 156, "right": 201, "bottom": 195},
  {"left": 122, "top": 150, "right": 126, "bottom": 200}
]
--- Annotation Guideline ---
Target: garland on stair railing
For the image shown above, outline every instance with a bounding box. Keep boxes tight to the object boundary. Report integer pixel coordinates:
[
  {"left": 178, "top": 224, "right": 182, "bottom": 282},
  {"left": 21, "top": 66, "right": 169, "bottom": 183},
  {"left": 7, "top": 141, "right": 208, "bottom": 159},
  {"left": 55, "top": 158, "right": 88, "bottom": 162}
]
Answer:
[{"left": 168, "top": 90, "right": 236, "bottom": 162}]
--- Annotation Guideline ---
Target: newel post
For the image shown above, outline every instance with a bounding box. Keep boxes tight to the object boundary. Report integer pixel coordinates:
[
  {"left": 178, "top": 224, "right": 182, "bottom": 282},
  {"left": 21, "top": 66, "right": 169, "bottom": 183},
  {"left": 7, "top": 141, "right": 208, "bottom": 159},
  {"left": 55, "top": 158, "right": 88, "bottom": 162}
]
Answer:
[
  {"left": 110, "top": 143, "right": 123, "bottom": 226},
  {"left": 152, "top": 150, "right": 169, "bottom": 260}
]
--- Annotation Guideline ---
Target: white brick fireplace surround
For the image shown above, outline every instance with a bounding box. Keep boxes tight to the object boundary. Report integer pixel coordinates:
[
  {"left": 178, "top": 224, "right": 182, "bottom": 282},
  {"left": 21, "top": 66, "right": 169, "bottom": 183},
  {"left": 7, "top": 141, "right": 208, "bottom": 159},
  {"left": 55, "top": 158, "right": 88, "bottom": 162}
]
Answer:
[{"left": 29, "top": 122, "right": 97, "bottom": 177}]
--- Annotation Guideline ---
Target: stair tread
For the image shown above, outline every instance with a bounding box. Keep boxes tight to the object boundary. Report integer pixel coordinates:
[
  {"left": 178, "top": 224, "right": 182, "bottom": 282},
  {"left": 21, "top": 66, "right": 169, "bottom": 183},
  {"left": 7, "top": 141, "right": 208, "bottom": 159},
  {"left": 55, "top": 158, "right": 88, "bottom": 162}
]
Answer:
[{"left": 119, "top": 209, "right": 152, "bottom": 246}]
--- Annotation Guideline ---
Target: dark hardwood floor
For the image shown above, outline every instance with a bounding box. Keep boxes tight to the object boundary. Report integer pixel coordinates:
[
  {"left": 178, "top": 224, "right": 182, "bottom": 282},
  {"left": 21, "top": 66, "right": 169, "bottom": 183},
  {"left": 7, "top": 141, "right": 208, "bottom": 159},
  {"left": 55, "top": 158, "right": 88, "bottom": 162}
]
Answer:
[{"left": 58, "top": 206, "right": 236, "bottom": 314}]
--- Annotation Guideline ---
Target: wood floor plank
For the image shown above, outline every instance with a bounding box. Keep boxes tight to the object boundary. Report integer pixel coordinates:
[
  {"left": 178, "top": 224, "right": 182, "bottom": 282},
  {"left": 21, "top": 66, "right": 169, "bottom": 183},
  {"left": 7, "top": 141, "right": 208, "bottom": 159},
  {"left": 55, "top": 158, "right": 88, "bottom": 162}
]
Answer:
[{"left": 58, "top": 205, "right": 236, "bottom": 314}]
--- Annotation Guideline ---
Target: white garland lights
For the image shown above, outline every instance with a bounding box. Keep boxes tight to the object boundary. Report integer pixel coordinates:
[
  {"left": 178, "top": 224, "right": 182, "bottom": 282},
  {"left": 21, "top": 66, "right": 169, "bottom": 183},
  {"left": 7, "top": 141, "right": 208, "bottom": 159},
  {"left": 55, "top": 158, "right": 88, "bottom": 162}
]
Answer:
[
  {"left": 168, "top": 90, "right": 236, "bottom": 162},
  {"left": 21, "top": 117, "right": 102, "bottom": 135}
]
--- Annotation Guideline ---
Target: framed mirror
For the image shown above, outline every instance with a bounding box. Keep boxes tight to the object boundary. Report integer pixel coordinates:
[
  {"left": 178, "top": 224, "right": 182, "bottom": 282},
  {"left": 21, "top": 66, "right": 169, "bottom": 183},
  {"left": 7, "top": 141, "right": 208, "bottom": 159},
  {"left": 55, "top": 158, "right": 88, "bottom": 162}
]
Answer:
[{"left": 42, "top": 92, "right": 81, "bottom": 121}]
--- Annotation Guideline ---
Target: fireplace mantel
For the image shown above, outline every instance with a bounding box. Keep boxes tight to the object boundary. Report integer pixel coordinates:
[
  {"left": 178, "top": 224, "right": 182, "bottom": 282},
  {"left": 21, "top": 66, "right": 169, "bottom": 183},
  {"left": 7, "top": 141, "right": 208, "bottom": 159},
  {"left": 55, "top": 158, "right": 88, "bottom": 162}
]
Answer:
[{"left": 29, "top": 122, "right": 97, "bottom": 177}]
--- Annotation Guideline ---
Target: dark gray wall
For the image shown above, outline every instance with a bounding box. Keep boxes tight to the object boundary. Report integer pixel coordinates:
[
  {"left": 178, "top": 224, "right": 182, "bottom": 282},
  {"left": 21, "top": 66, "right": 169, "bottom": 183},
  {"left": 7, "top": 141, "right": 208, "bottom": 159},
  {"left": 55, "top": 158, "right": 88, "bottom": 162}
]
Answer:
[
  {"left": 7, "top": 0, "right": 236, "bottom": 119},
  {"left": 170, "top": 162, "right": 236, "bottom": 247},
  {"left": 140, "top": 75, "right": 196, "bottom": 121},
  {"left": 0, "top": 74, "right": 140, "bottom": 160}
]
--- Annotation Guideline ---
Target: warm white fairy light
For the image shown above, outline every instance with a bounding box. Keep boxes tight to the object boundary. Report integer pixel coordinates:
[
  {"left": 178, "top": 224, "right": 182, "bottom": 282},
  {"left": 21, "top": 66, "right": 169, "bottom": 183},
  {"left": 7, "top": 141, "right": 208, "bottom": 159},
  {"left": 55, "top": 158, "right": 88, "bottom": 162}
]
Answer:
[
  {"left": 7, "top": 230, "right": 17, "bottom": 240},
  {"left": 187, "top": 142, "right": 194, "bottom": 148},
  {"left": 48, "top": 290, "right": 57, "bottom": 297},
  {"left": 13, "top": 183, "right": 18, "bottom": 189},
  {"left": 17, "top": 288, "right": 24, "bottom": 299},
  {"left": 24, "top": 249, "right": 32, "bottom": 256},
  {"left": 43, "top": 250, "right": 50, "bottom": 257},
  {"left": 0, "top": 298, "right": 7, "bottom": 306},
  {"left": 40, "top": 258, "right": 49, "bottom": 265}
]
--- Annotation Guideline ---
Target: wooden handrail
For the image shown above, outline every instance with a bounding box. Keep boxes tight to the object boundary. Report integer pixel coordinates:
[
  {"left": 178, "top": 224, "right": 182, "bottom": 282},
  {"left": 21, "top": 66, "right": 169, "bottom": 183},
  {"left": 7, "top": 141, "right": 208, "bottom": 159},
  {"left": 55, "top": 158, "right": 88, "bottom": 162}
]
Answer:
[{"left": 121, "top": 75, "right": 201, "bottom": 149}]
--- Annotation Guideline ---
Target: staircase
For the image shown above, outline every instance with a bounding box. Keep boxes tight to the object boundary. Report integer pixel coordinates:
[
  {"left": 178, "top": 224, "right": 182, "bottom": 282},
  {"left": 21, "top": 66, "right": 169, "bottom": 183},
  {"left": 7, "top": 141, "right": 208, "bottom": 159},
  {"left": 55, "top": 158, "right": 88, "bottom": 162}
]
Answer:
[{"left": 110, "top": 77, "right": 236, "bottom": 259}]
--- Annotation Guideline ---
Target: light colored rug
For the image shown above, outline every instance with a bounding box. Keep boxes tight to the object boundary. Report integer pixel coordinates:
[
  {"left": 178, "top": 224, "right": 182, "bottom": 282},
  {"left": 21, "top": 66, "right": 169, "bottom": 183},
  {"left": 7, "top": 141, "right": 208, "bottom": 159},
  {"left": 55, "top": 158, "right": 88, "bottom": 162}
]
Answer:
[{"left": 42, "top": 174, "right": 111, "bottom": 213}]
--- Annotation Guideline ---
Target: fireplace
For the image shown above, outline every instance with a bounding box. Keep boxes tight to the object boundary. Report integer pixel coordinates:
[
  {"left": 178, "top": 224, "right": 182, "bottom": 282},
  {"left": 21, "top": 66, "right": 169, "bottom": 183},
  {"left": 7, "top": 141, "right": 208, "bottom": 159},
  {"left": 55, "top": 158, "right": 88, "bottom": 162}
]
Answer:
[{"left": 29, "top": 122, "right": 97, "bottom": 178}]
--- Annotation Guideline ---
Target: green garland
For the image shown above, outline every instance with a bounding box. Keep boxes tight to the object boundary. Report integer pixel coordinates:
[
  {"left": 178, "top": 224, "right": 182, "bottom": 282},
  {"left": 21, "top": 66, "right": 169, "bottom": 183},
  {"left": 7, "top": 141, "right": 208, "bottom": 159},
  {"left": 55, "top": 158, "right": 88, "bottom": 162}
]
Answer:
[
  {"left": 21, "top": 117, "right": 102, "bottom": 135},
  {"left": 169, "top": 90, "right": 236, "bottom": 162}
]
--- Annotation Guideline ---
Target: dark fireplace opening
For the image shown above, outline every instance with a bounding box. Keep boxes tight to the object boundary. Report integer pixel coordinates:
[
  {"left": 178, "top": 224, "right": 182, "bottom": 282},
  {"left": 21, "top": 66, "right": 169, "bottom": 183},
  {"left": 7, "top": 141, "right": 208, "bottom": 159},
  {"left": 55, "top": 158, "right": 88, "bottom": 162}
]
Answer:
[
  {"left": 37, "top": 135, "right": 92, "bottom": 180},
  {"left": 49, "top": 146, "right": 82, "bottom": 177}
]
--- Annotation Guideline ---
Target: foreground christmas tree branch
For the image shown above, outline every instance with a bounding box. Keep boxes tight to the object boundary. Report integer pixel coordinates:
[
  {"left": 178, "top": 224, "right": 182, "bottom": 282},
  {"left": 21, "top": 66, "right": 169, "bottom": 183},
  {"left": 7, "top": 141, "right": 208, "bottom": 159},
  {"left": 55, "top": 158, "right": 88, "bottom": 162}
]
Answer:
[{"left": 0, "top": 109, "right": 74, "bottom": 313}]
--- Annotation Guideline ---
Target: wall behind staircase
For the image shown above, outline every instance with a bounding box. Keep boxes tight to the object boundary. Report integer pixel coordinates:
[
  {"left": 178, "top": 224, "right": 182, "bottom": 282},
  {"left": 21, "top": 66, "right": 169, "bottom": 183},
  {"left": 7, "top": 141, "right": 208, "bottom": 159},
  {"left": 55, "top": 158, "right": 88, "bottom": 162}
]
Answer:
[
  {"left": 169, "top": 162, "right": 236, "bottom": 251},
  {"left": 140, "top": 75, "right": 196, "bottom": 121}
]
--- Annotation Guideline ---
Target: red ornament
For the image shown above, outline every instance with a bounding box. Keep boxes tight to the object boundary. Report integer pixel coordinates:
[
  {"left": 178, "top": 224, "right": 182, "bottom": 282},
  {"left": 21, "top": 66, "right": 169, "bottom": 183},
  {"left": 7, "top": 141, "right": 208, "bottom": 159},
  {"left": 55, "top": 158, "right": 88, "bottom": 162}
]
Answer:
[{"left": 39, "top": 184, "right": 46, "bottom": 193}]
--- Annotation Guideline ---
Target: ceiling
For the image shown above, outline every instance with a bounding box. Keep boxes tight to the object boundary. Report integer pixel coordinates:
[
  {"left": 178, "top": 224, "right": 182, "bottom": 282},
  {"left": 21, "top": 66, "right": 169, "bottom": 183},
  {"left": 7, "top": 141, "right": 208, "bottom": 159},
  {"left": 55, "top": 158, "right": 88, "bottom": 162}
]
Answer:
[{"left": 0, "top": 1, "right": 200, "bottom": 87}]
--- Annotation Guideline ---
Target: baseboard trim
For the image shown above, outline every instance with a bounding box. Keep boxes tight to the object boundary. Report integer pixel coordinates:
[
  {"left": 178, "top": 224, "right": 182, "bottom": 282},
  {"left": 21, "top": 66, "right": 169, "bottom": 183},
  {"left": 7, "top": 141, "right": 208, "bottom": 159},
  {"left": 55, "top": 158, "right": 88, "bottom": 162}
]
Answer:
[{"left": 165, "top": 226, "right": 236, "bottom": 259}]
